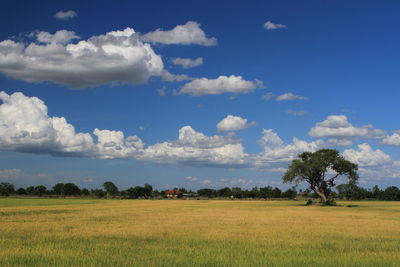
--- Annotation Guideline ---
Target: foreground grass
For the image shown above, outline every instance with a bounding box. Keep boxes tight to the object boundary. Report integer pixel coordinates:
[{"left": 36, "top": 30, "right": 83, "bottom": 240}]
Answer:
[{"left": 0, "top": 198, "right": 399, "bottom": 266}]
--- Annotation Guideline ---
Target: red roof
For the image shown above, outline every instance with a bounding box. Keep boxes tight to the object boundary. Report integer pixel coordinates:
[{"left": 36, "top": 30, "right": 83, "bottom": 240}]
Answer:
[{"left": 165, "top": 189, "right": 181, "bottom": 195}]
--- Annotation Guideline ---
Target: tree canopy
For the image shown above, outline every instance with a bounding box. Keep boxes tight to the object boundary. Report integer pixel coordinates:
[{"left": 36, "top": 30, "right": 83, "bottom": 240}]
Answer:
[
  {"left": 283, "top": 149, "right": 358, "bottom": 203},
  {"left": 103, "top": 181, "right": 119, "bottom": 197}
]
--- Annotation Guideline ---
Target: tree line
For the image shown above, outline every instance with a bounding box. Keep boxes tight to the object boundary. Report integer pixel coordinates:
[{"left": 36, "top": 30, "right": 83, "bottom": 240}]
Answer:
[{"left": 0, "top": 181, "right": 399, "bottom": 200}]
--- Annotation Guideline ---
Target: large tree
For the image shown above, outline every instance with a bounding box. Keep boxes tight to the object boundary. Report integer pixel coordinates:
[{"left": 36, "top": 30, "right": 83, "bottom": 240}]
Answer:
[
  {"left": 0, "top": 182, "right": 15, "bottom": 196},
  {"left": 103, "top": 181, "right": 119, "bottom": 197},
  {"left": 283, "top": 149, "right": 358, "bottom": 203}
]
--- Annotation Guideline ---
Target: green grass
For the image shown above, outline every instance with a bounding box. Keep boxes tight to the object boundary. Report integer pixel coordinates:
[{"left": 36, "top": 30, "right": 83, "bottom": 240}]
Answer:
[{"left": 0, "top": 198, "right": 399, "bottom": 266}]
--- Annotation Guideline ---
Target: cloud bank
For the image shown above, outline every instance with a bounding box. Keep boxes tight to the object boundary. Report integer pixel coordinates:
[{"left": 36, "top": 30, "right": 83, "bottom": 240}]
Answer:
[{"left": 1, "top": 91, "right": 399, "bottom": 181}]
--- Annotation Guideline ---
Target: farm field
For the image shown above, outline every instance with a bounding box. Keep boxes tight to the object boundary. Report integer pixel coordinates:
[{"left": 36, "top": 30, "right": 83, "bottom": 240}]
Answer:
[{"left": 0, "top": 198, "right": 399, "bottom": 266}]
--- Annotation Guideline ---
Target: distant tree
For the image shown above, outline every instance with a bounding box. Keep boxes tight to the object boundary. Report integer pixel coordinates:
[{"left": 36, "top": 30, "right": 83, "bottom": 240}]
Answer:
[
  {"left": 81, "top": 188, "right": 90, "bottom": 196},
  {"left": 53, "top": 183, "right": 65, "bottom": 195},
  {"left": 34, "top": 185, "right": 47, "bottom": 197},
  {"left": 231, "top": 187, "right": 243, "bottom": 198},
  {"left": 127, "top": 186, "right": 144, "bottom": 199},
  {"left": 178, "top": 187, "right": 188, "bottom": 194},
  {"left": 372, "top": 185, "right": 382, "bottom": 199},
  {"left": 64, "top": 183, "right": 80, "bottom": 196},
  {"left": 0, "top": 182, "right": 15, "bottom": 196},
  {"left": 272, "top": 187, "right": 282, "bottom": 198},
  {"left": 337, "top": 183, "right": 369, "bottom": 200},
  {"left": 143, "top": 184, "right": 153, "bottom": 198},
  {"left": 197, "top": 188, "right": 217, "bottom": 198},
  {"left": 91, "top": 188, "right": 106, "bottom": 198},
  {"left": 259, "top": 186, "right": 273, "bottom": 198},
  {"left": 26, "top": 186, "right": 36, "bottom": 195},
  {"left": 282, "top": 187, "right": 297, "bottom": 199},
  {"left": 283, "top": 149, "right": 358, "bottom": 203},
  {"left": 217, "top": 187, "right": 232, "bottom": 198},
  {"left": 382, "top": 186, "right": 400, "bottom": 201},
  {"left": 103, "top": 181, "right": 119, "bottom": 197},
  {"left": 246, "top": 187, "right": 259, "bottom": 198},
  {"left": 16, "top": 187, "right": 27, "bottom": 195}
]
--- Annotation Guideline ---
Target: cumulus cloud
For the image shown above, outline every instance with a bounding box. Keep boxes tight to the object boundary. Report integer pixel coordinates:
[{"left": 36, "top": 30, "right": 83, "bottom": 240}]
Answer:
[
  {"left": 1, "top": 91, "right": 399, "bottom": 180},
  {"left": 382, "top": 133, "right": 400, "bottom": 146},
  {"left": 139, "top": 126, "right": 248, "bottom": 167},
  {"left": 36, "top": 30, "right": 79, "bottom": 44},
  {"left": 276, "top": 93, "right": 307, "bottom": 101},
  {"left": 254, "top": 129, "right": 321, "bottom": 166},
  {"left": 217, "top": 115, "right": 256, "bottom": 132},
  {"left": 0, "top": 91, "right": 144, "bottom": 159},
  {"left": 54, "top": 10, "right": 77, "bottom": 20},
  {"left": 141, "top": 21, "right": 217, "bottom": 46},
  {"left": 0, "top": 27, "right": 164, "bottom": 88},
  {"left": 171, "top": 57, "right": 203, "bottom": 68},
  {"left": 178, "top": 75, "right": 260, "bottom": 96},
  {"left": 264, "top": 21, "right": 287, "bottom": 30},
  {"left": 343, "top": 143, "right": 392, "bottom": 167},
  {"left": 309, "top": 115, "right": 385, "bottom": 139},
  {"left": 286, "top": 109, "right": 307, "bottom": 116}
]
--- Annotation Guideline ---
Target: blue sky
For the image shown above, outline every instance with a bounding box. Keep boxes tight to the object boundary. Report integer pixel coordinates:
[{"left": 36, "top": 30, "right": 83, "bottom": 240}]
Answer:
[{"left": 1, "top": 0, "right": 400, "bottom": 190}]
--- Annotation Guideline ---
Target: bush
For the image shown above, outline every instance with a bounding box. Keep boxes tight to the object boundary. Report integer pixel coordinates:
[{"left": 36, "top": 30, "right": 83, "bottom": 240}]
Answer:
[
  {"left": 323, "top": 199, "right": 337, "bottom": 206},
  {"left": 306, "top": 199, "right": 313, "bottom": 206}
]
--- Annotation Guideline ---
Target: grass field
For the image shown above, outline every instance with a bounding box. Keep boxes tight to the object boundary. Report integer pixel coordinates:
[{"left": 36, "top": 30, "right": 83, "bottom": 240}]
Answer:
[{"left": 0, "top": 198, "right": 399, "bottom": 266}]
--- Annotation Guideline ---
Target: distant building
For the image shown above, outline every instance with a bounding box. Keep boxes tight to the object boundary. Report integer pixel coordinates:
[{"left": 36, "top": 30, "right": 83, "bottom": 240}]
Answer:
[{"left": 165, "top": 189, "right": 182, "bottom": 198}]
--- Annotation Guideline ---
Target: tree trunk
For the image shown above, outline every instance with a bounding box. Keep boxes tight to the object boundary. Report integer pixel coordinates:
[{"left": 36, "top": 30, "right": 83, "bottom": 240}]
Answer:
[{"left": 315, "top": 189, "right": 327, "bottom": 203}]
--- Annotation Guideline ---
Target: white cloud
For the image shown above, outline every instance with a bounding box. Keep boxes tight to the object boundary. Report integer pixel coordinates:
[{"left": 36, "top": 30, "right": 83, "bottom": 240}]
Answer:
[
  {"left": 178, "top": 75, "right": 260, "bottom": 96},
  {"left": 139, "top": 126, "right": 247, "bottom": 167},
  {"left": 254, "top": 129, "right": 320, "bottom": 166},
  {"left": 286, "top": 109, "right": 307, "bottom": 116},
  {"left": 1, "top": 91, "right": 399, "bottom": 182},
  {"left": 261, "top": 92, "right": 275, "bottom": 100},
  {"left": 141, "top": 21, "right": 217, "bottom": 46},
  {"left": 171, "top": 57, "right": 203, "bottom": 68},
  {"left": 185, "top": 176, "right": 198, "bottom": 181},
  {"left": 343, "top": 143, "right": 392, "bottom": 167},
  {"left": 54, "top": 10, "right": 77, "bottom": 20},
  {"left": 264, "top": 21, "right": 287, "bottom": 30},
  {"left": 0, "top": 91, "right": 143, "bottom": 159},
  {"left": 161, "top": 71, "right": 192, "bottom": 82},
  {"left": 36, "top": 30, "right": 79, "bottom": 44},
  {"left": 217, "top": 115, "right": 256, "bottom": 132},
  {"left": 382, "top": 133, "right": 400, "bottom": 146},
  {"left": 0, "top": 27, "right": 164, "bottom": 88},
  {"left": 93, "top": 128, "right": 144, "bottom": 159},
  {"left": 309, "top": 115, "right": 385, "bottom": 139},
  {"left": 314, "top": 138, "right": 353, "bottom": 147},
  {"left": 276, "top": 93, "right": 306, "bottom": 101}
]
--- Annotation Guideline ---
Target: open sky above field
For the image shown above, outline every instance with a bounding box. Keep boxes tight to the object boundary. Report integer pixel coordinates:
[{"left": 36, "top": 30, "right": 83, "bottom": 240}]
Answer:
[{"left": 1, "top": 0, "right": 400, "bottom": 190}]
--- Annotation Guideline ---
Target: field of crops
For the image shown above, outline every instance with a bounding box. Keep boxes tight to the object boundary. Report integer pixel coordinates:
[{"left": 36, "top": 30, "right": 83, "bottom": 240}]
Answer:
[{"left": 0, "top": 198, "right": 399, "bottom": 266}]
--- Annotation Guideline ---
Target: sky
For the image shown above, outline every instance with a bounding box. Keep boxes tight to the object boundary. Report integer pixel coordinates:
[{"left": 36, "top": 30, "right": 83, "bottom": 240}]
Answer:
[{"left": 1, "top": 0, "right": 400, "bottom": 190}]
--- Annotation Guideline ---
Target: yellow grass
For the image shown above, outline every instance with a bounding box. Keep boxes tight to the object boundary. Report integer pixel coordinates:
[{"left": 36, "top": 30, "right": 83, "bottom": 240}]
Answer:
[{"left": 0, "top": 198, "right": 399, "bottom": 266}]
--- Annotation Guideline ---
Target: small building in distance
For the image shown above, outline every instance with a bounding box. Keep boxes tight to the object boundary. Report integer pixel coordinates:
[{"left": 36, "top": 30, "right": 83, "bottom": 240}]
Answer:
[{"left": 165, "top": 189, "right": 182, "bottom": 198}]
